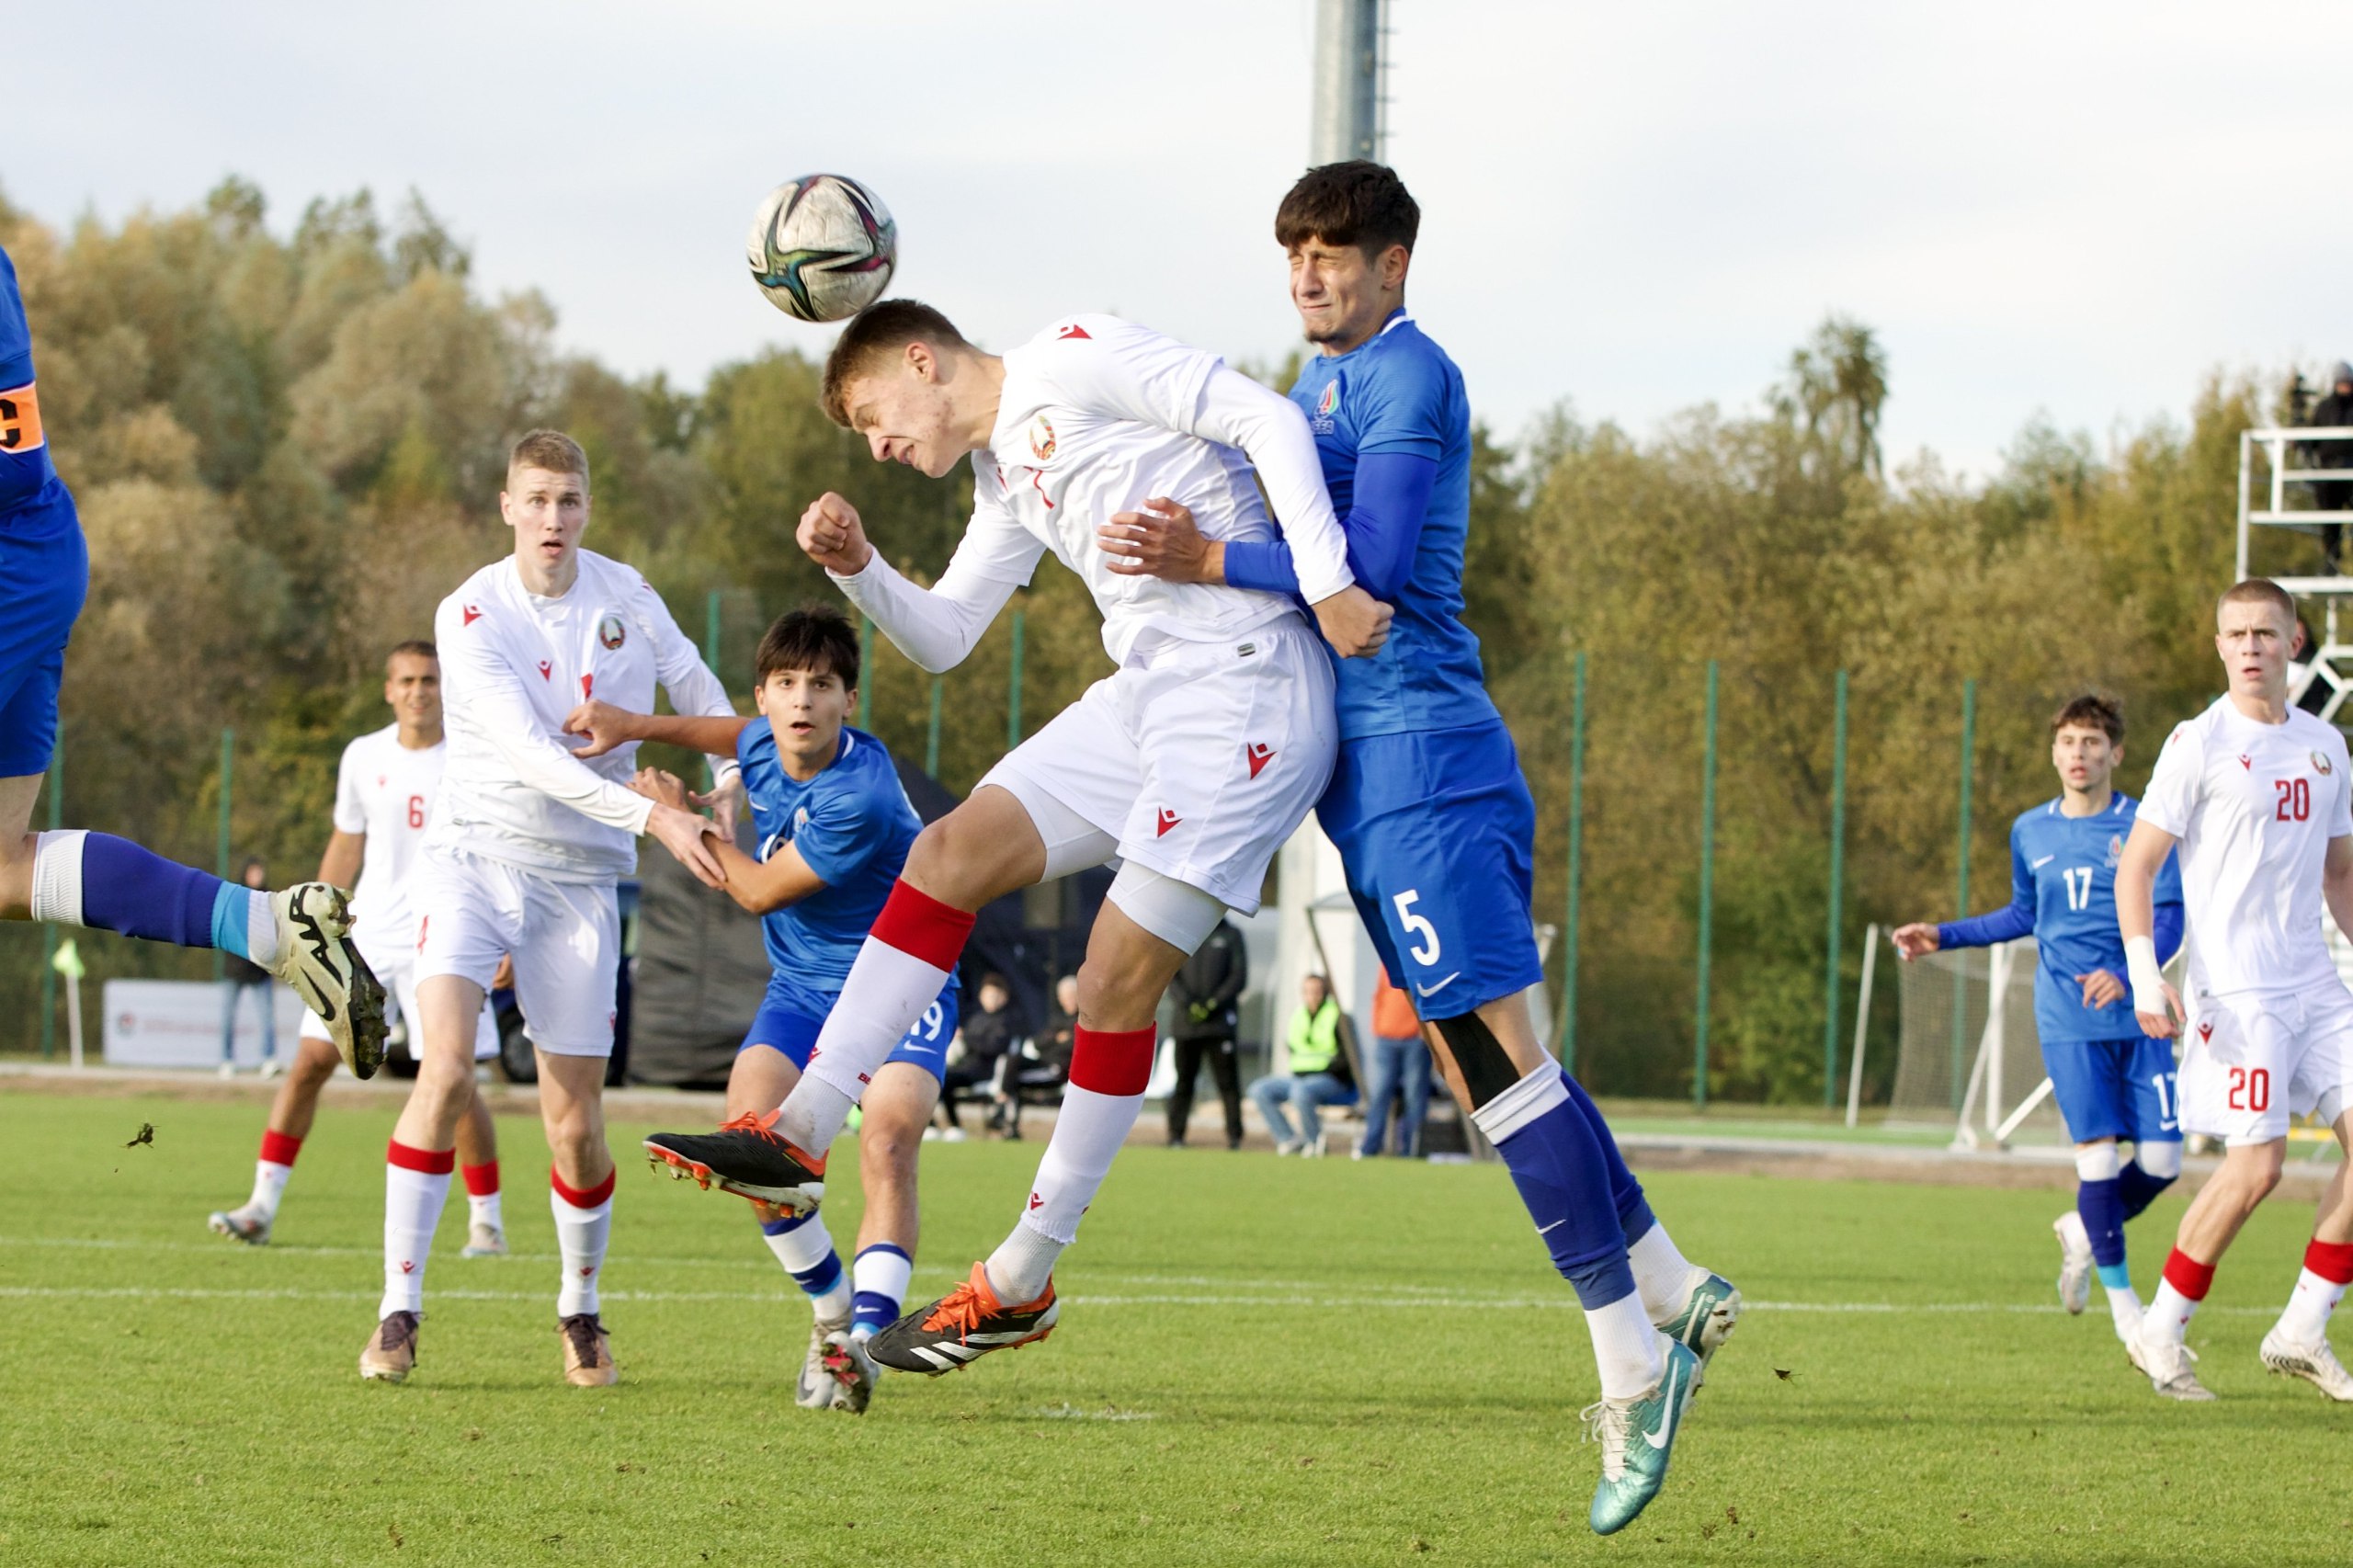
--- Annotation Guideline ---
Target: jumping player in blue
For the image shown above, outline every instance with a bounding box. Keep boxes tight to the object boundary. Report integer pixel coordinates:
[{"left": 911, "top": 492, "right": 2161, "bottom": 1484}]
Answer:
[
  {"left": 0, "top": 243, "right": 386, "bottom": 1070},
  {"left": 1894, "top": 694, "right": 2187, "bottom": 1346},
  {"left": 1099, "top": 162, "right": 1733, "bottom": 1534},
  {"left": 564, "top": 606, "right": 956, "bottom": 1415}
]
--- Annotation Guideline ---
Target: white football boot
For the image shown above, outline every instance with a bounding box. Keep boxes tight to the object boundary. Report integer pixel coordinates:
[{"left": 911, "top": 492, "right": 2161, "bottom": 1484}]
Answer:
[
  {"left": 460, "top": 1222, "right": 508, "bottom": 1259},
  {"left": 2052, "top": 1211, "right": 2093, "bottom": 1315},
  {"left": 267, "top": 883, "right": 388, "bottom": 1079},
  {"left": 2127, "top": 1323, "right": 2215, "bottom": 1402},
  {"left": 2259, "top": 1328, "right": 2353, "bottom": 1402},
  {"left": 794, "top": 1323, "right": 838, "bottom": 1410},
  {"left": 207, "top": 1204, "right": 271, "bottom": 1245}
]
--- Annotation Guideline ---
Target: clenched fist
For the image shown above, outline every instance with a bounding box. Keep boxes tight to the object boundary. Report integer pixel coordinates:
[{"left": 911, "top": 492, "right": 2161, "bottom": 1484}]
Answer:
[{"left": 799, "top": 492, "right": 874, "bottom": 575}]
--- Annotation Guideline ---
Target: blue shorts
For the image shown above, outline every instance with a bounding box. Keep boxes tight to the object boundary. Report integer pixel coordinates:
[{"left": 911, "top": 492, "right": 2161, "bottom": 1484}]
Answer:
[
  {"left": 2043, "top": 1034, "right": 2181, "bottom": 1147},
  {"left": 738, "top": 971, "right": 960, "bottom": 1084},
  {"left": 1317, "top": 720, "right": 1546, "bottom": 1019},
  {"left": 0, "top": 492, "right": 88, "bottom": 778}
]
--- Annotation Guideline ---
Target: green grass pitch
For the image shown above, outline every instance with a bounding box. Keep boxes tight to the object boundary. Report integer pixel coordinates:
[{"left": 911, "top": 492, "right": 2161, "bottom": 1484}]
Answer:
[{"left": 2, "top": 1093, "right": 2347, "bottom": 1565}]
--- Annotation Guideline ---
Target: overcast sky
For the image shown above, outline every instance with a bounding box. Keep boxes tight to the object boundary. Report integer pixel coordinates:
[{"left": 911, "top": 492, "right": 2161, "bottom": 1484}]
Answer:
[{"left": 10, "top": 1, "right": 2350, "bottom": 480}]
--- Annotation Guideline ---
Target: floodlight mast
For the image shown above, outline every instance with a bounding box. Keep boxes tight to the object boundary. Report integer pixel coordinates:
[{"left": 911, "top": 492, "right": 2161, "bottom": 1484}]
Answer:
[
  {"left": 1311, "top": 0, "right": 1387, "bottom": 165},
  {"left": 2237, "top": 425, "right": 2353, "bottom": 722}
]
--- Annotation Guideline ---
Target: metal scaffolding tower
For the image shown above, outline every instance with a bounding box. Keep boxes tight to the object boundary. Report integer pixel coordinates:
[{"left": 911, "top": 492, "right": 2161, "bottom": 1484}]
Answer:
[{"left": 2237, "top": 425, "right": 2353, "bottom": 719}]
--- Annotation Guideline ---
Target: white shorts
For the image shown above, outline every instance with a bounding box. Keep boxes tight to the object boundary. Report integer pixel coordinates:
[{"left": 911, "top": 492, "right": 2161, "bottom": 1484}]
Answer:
[
  {"left": 412, "top": 845, "right": 620, "bottom": 1058},
  {"left": 2179, "top": 983, "right": 2353, "bottom": 1144},
  {"left": 301, "top": 946, "right": 500, "bottom": 1062},
  {"left": 979, "top": 617, "right": 1336, "bottom": 915}
]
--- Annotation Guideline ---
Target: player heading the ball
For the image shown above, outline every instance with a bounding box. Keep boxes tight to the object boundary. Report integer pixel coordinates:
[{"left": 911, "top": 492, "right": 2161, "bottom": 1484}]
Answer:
[
  {"left": 360, "top": 430, "right": 742, "bottom": 1390},
  {"left": 2115, "top": 578, "right": 2353, "bottom": 1403},
  {"left": 642, "top": 298, "right": 1389, "bottom": 1364}
]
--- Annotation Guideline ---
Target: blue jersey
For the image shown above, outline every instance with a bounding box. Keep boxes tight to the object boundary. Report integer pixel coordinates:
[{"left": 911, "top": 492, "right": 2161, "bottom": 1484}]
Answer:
[
  {"left": 1938, "top": 793, "right": 2184, "bottom": 1046},
  {"left": 737, "top": 722, "right": 929, "bottom": 999},
  {"left": 1288, "top": 314, "right": 1497, "bottom": 742},
  {"left": 1, "top": 244, "right": 67, "bottom": 523}
]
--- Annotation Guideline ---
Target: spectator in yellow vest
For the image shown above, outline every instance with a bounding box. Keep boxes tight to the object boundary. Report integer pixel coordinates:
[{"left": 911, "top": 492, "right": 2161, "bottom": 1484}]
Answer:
[{"left": 1246, "top": 973, "right": 1357, "bottom": 1155}]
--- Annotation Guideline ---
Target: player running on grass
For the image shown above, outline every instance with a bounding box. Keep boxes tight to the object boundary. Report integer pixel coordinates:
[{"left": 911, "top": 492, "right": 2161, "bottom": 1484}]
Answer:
[
  {"left": 565, "top": 606, "right": 958, "bottom": 1415},
  {"left": 1893, "top": 694, "right": 2186, "bottom": 1346},
  {"left": 640, "top": 297, "right": 1387, "bottom": 1380},
  {"left": 358, "top": 430, "right": 739, "bottom": 1389},
  {"left": 0, "top": 242, "right": 386, "bottom": 1076},
  {"left": 1100, "top": 162, "right": 1730, "bottom": 1534},
  {"left": 2115, "top": 579, "right": 2353, "bottom": 1402},
  {"left": 208, "top": 642, "right": 510, "bottom": 1253}
]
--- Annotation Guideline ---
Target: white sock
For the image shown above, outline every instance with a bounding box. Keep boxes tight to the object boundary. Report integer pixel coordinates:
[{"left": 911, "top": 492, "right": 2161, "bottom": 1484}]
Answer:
[
  {"left": 984, "top": 1222, "right": 1065, "bottom": 1308},
  {"left": 468, "top": 1190, "right": 504, "bottom": 1232},
  {"left": 762, "top": 1212, "right": 853, "bottom": 1326},
  {"left": 381, "top": 1163, "right": 452, "bottom": 1319},
  {"left": 2105, "top": 1283, "right": 2145, "bottom": 1341},
  {"left": 853, "top": 1244, "right": 915, "bottom": 1335},
  {"left": 2146, "top": 1279, "right": 2199, "bottom": 1345},
  {"left": 980, "top": 1080, "right": 1142, "bottom": 1302},
  {"left": 778, "top": 935, "right": 957, "bottom": 1157},
  {"left": 248, "top": 1159, "right": 294, "bottom": 1221},
  {"left": 1587, "top": 1296, "right": 1667, "bottom": 1400},
  {"left": 1627, "top": 1221, "right": 1698, "bottom": 1324},
  {"left": 2277, "top": 1267, "right": 2348, "bottom": 1345},
  {"left": 242, "top": 888, "right": 279, "bottom": 968},
  {"left": 551, "top": 1181, "right": 613, "bottom": 1318}
]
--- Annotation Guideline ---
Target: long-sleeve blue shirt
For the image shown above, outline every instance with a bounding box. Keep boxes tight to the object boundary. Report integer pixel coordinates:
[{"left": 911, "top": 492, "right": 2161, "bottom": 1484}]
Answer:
[{"left": 1937, "top": 793, "right": 2183, "bottom": 1044}]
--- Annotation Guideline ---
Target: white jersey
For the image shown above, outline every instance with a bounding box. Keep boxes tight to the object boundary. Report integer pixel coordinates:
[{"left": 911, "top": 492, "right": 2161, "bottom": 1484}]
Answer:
[
  {"left": 332, "top": 724, "right": 445, "bottom": 953},
  {"left": 427, "top": 550, "right": 735, "bottom": 882},
  {"left": 943, "top": 314, "right": 1351, "bottom": 665},
  {"left": 2141, "top": 697, "right": 2353, "bottom": 999}
]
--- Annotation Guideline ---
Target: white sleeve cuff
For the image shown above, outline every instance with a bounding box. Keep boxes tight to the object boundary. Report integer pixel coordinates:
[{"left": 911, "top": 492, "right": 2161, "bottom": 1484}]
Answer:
[{"left": 2124, "top": 935, "right": 2167, "bottom": 1017}]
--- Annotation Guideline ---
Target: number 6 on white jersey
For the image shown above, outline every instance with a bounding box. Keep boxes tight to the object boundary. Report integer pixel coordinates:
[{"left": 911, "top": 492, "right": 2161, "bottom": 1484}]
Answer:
[{"left": 1392, "top": 889, "right": 1441, "bottom": 966}]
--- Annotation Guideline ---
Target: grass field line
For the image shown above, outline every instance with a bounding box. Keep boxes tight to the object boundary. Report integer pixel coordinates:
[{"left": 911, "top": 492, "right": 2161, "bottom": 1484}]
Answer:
[{"left": 0, "top": 1280, "right": 2288, "bottom": 1317}]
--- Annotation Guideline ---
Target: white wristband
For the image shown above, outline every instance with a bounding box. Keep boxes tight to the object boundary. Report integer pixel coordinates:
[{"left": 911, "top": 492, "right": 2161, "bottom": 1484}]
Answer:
[{"left": 2124, "top": 935, "right": 2167, "bottom": 1017}]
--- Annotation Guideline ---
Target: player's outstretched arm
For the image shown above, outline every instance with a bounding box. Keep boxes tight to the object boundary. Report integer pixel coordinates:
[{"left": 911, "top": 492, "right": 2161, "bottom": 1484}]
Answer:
[
  {"left": 563, "top": 699, "right": 754, "bottom": 760},
  {"left": 2115, "top": 819, "right": 2184, "bottom": 1038},
  {"left": 806, "top": 491, "right": 1033, "bottom": 675},
  {"left": 1894, "top": 832, "right": 2032, "bottom": 959},
  {"left": 630, "top": 767, "right": 823, "bottom": 912}
]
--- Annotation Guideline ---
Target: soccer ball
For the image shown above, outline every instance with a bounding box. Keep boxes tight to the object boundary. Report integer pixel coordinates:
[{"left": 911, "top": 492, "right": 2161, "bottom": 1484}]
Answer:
[{"left": 745, "top": 175, "right": 897, "bottom": 324}]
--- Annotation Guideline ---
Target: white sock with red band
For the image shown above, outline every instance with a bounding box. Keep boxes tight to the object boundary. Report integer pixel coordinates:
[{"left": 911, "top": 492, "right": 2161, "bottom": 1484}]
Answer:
[
  {"left": 2277, "top": 1238, "right": 2353, "bottom": 1344},
  {"left": 551, "top": 1166, "right": 617, "bottom": 1318},
  {"left": 983, "top": 1025, "right": 1154, "bottom": 1304},
  {"left": 778, "top": 881, "right": 975, "bottom": 1158},
  {"left": 249, "top": 1130, "right": 301, "bottom": 1220},
  {"left": 462, "top": 1162, "right": 503, "bottom": 1231},
  {"left": 381, "top": 1140, "right": 454, "bottom": 1319}
]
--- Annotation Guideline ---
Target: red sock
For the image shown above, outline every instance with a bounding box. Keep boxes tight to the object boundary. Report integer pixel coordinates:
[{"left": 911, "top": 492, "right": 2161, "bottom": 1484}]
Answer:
[
  {"left": 869, "top": 880, "right": 978, "bottom": 968},
  {"left": 2163, "top": 1247, "right": 2216, "bottom": 1301},
  {"left": 461, "top": 1161, "right": 501, "bottom": 1199},
  {"left": 258, "top": 1130, "right": 302, "bottom": 1168},
  {"left": 551, "top": 1165, "right": 617, "bottom": 1209},
  {"left": 1069, "top": 1025, "right": 1157, "bottom": 1096},
  {"left": 387, "top": 1139, "right": 456, "bottom": 1176},
  {"left": 2306, "top": 1238, "right": 2353, "bottom": 1286}
]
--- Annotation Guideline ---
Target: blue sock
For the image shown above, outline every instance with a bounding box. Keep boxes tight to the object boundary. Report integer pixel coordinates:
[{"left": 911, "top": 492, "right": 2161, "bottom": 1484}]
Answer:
[
  {"left": 1561, "top": 1071, "right": 1655, "bottom": 1243},
  {"left": 76, "top": 834, "right": 227, "bottom": 949},
  {"left": 2078, "top": 1176, "right": 2127, "bottom": 1271},
  {"left": 2116, "top": 1160, "right": 2175, "bottom": 1221},
  {"left": 1477, "top": 1074, "right": 1635, "bottom": 1310}
]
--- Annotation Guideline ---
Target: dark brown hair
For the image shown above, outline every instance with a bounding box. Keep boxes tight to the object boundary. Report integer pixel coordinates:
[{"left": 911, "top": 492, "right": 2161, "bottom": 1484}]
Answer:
[
  {"left": 387, "top": 639, "right": 438, "bottom": 667},
  {"left": 1275, "top": 161, "right": 1420, "bottom": 259},
  {"left": 821, "top": 300, "right": 971, "bottom": 427},
  {"left": 754, "top": 605, "right": 859, "bottom": 690},
  {"left": 2050, "top": 693, "right": 2124, "bottom": 744}
]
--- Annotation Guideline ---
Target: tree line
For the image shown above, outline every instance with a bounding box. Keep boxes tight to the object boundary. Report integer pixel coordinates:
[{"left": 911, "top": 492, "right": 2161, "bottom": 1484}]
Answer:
[{"left": 0, "top": 181, "right": 2303, "bottom": 1101}]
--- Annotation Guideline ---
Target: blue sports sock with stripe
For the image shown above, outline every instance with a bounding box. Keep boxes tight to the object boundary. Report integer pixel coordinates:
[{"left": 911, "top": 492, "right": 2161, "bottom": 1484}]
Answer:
[
  {"left": 35, "top": 830, "right": 264, "bottom": 953},
  {"left": 2079, "top": 1176, "right": 2129, "bottom": 1290},
  {"left": 760, "top": 1210, "right": 852, "bottom": 1323},
  {"left": 852, "top": 1243, "right": 913, "bottom": 1337}
]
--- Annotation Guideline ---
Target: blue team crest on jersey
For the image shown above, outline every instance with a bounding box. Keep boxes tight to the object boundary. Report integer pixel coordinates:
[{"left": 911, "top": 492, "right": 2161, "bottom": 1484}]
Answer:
[
  {"left": 2106, "top": 834, "right": 2124, "bottom": 869},
  {"left": 793, "top": 805, "right": 809, "bottom": 833},
  {"left": 1311, "top": 376, "right": 1342, "bottom": 434}
]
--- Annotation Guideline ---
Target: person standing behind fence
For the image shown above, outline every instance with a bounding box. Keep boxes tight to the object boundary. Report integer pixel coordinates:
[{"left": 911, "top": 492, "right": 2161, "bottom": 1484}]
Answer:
[
  {"left": 1247, "top": 973, "right": 1355, "bottom": 1155},
  {"left": 1165, "top": 915, "right": 1248, "bottom": 1150},
  {"left": 1355, "top": 966, "right": 1431, "bottom": 1159},
  {"left": 218, "top": 858, "right": 277, "bottom": 1078},
  {"left": 1892, "top": 694, "right": 2186, "bottom": 1352},
  {"left": 2301, "top": 361, "right": 2353, "bottom": 574}
]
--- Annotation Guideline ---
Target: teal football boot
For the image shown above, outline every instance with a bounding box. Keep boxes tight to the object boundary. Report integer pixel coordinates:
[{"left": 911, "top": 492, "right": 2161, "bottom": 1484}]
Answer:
[
  {"left": 1586, "top": 1339, "right": 1700, "bottom": 1536},
  {"left": 1655, "top": 1268, "right": 1743, "bottom": 1380}
]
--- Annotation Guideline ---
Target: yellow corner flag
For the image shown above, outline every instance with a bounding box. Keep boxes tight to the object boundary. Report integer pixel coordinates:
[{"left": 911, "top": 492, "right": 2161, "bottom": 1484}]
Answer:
[{"left": 51, "top": 937, "right": 85, "bottom": 982}]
